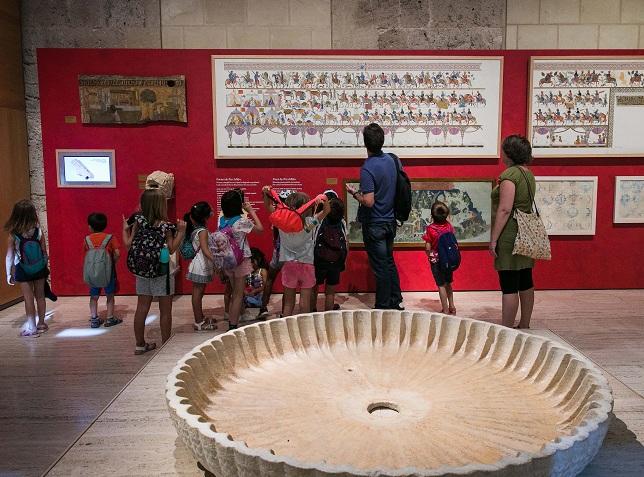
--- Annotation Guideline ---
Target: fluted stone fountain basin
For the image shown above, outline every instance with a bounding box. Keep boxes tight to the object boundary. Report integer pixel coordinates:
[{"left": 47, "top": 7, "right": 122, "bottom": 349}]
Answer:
[{"left": 166, "top": 310, "right": 612, "bottom": 477}]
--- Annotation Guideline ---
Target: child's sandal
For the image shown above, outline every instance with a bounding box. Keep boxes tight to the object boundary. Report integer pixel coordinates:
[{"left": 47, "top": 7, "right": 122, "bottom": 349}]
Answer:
[
  {"left": 448, "top": 308, "right": 456, "bottom": 315},
  {"left": 36, "top": 322, "right": 49, "bottom": 332},
  {"left": 20, "top": 328, "right": 40, "bottom": 337},
  {"left": 104, "top": 317, "right": 122, "bottom": 327},
  {"left": 134, "top": 342, "right": 157, "bottom": 355},
  {"left": 194, "top": 320, "right": 217, "bottom": 332}
]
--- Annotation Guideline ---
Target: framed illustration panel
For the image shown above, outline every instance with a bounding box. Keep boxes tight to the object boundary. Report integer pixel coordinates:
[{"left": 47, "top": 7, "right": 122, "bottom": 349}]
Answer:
[
  {"left": 534, "top": 177, "right": 598, "bottom": 235},
  {"left": 344, "top": 178, "right": 493, "bottom": 248},
  {"left": 79, "top": 75, "right": 187, "bottom": 124},
  {"left": 528, "top": 56, "right": 644, "bottom": 157},
  {"left": 213, "top": 55, "right": 503, "bottom": 159},
  {"left": 614, "top": 176, "right": 644, "bottom": 223},
  {"left": 56, "top": 149, "right": 116, "bottom": 188}
]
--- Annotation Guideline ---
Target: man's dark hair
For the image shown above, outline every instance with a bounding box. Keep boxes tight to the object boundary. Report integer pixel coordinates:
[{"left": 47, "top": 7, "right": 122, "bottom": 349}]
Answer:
[
  {"left": 502, "top": 135, "right": 532, "bottom": 165},
  {"left": 88, "top": 212, "right": 108, "bottom": 232},
  {"left": 430, "top": 202, "right": 449, "bottom": 224},
  {"left": 221, "top": 188, "right": 244, "bottom": 217},
  {"left": 363, "top": 123, "right": 385, "bottom": 154}
]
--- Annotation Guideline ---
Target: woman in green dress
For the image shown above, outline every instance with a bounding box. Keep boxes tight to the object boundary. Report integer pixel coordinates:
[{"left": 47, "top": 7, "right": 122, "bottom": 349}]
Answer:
[{"left": 489, "top": 136, "right": 536, "bottom": 329}]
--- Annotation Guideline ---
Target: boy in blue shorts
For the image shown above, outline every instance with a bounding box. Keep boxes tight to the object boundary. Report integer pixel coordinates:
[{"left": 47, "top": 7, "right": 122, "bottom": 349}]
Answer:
[{"left": 84, "top": 213, "right": 122, "bottom": 328}]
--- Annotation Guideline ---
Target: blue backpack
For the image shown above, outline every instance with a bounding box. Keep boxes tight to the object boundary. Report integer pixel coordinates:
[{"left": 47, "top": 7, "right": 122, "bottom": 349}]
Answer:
[
  {"left": 436, "top": 230, "right": 461, "bottom": 272},
  {"left": 15, "top": 228, "right": 47, "bottom": 276}
]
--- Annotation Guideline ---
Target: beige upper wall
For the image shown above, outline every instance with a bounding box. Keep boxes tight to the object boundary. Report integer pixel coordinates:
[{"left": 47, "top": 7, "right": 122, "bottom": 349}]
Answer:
[{"left": 506, "top": 0, "right": 644, "bottom": 49}]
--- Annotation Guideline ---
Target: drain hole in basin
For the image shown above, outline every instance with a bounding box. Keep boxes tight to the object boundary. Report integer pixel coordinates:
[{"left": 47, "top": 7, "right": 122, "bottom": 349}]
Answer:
[{"left": 368, "top": 402, "right": 400, "bottom": 416}]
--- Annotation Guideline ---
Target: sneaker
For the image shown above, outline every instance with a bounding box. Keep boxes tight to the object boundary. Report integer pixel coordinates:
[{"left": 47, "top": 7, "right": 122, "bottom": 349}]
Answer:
[
  {"left": 256, "top": 307, "right": 269, "bottom": 319},
  {"left": 90, "top": 316, "right": 102, "bottom": 328}
]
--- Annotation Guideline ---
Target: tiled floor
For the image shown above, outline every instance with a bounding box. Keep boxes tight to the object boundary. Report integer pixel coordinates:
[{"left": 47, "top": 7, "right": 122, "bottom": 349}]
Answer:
[{"left": 1, "top": 290, "right": 643, "bottom": 476}]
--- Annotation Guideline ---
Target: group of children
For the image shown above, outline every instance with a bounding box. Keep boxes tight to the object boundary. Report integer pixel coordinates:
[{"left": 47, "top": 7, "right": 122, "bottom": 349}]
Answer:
[{"left": 4, "top": 186, "right": 460, "bottom": 350}]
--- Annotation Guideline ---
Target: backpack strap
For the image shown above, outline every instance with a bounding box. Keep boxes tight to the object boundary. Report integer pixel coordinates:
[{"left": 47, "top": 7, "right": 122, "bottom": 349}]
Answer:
[
  {"left": 296, "top": 194, "right": 327, "bottom": 215},
  {"left": 268, "top": 188, "right": 284, "bottom": 207},
  {"left": 85, "top": 236, "right": 95, "bottom": 249},
  {"left": 99, "top": 234, "right": 112, "bottom": 249}
]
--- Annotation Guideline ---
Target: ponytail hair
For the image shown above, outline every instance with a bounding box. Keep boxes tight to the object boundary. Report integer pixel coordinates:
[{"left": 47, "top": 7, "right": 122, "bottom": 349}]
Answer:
[{"left": 184, "top": 201, "right": 212, "bottom": 237}]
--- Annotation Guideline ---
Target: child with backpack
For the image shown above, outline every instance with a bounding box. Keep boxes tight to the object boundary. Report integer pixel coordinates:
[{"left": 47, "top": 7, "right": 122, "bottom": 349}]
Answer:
[
  {"left": 83, "top": 212, "right": 122, "bottom": 328},
  {"left": 422, "top": 201, "right": 460, "bottom": 315},
  {"left": 4, "top": 200, "right": 50, "bottom": 336},
  {"left": 183, "top": 201, "right": 217, "bottom": 332},
  {"left": 214, "top": 189, "right": 263, "bottom": 330},
  {"left": 312, "top": 193, "right": 347, "bottom": 312},
  {"left": 271, "top": 190, "right": 330, "bottom": 316},
  {"left": 123, "top": 189, "right": 186, "bottom": 354}
]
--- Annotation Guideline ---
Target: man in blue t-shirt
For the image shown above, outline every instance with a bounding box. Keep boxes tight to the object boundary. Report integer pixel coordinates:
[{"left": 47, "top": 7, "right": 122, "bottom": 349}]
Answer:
[{"left": 346, "top": 123, "right": 403, "bottom": 310}]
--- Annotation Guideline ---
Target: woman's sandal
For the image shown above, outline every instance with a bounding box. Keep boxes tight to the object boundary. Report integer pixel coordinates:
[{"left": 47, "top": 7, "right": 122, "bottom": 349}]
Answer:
[
  {"left": 193, "top": 319, "right": 217, "bottom": 332},
  {"left": 134, "top": 342, "right": 157, "bottom": 355}
]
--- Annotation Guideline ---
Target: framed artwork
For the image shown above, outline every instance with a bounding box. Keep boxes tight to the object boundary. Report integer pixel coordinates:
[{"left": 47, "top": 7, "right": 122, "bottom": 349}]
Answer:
[
  {"left": 534, "top": 177, "right": 598, "bottom": 235},
  {"left": 79, "top": 75, "right": 187, "bottom": 124},
  {"left": 528, "top": 56, "right": 644, "bottom": 157},
  {"left": 614, "top": 176, "right": 644, "bottom": 223},
  {"left": 56, "top": 149, "right": 116, "bottom": 188},
  {"left": 212, "top": 55, "right": 503, "bottom": 159},
  {"left": 344, "top": 178, "right": 493, "bottom": 248}
]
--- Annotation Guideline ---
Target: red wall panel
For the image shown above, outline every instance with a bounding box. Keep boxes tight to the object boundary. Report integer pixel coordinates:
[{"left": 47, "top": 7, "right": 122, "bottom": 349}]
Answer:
[{"left": 37, "top": 48, "right": 644, "bottom": 295}]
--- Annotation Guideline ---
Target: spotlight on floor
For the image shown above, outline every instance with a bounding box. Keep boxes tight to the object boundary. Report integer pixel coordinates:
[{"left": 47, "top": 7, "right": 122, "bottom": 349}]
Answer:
[
  {"left": 145, "top": 314, "right": 158, "bottom": 325},
  {"left": 56, "top": 328, "right": 108, "bottom": 338}
]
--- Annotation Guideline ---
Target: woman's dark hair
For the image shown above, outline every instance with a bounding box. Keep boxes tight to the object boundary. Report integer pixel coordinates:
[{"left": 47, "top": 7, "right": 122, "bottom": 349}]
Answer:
[
  {"left": 250, "top": 247, "right": 267, "bottom": 269},
  {"left": 431, "top": 201, "right": 450, "bottom": 224},
  {"left": 221, "top": 189, "right": 244, "bottom": 218},
  {"left": 88, "top": 212, "right": 108, "bottom": 232},
  {"left": 363, "top": 123, "right": 384, "bottom": 154},
  {"left": 4, "top": 200, "right": 38, "bottom": 235},
  {"left": 502, "top": 135, "right": 532, "bottom": 165},
  {"left": 183, "top": 201, "right": 212, "bottom": 237},
  {"left": 327, "top": 198, "right": 344, "bottom": 224}
]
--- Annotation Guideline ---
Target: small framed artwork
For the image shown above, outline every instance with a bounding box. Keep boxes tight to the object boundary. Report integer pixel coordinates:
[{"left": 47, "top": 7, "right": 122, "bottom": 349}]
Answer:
[
  {"left": 614, "top": 176, "right": 644, "bottom": 223},
  {"left": 56, "top": 149, "right": 116, "bottom": 188},
  {"left": 534, "top": 176, "right": 598, "bottom": 235},
  {"left": 344, "top": 178, "right": 494, "bottom": 248}
]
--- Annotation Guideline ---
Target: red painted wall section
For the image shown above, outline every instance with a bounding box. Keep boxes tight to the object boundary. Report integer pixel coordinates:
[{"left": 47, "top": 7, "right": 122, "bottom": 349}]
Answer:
[{"left": 37, "top": 49, "right": 644, "bottom": 295}]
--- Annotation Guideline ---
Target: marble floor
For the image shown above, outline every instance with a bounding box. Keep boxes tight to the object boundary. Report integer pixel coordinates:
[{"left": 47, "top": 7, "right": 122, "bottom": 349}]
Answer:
[{"left": 1, "top": 290, "right": 643, "bottom": 476}]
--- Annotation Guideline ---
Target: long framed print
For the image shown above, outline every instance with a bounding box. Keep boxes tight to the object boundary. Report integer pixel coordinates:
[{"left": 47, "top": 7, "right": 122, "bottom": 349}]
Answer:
[
  {"left": 528, "top": 56, "right": 644, "bottom": 157},
  {"left": 344, "top": 178, "right": 494, "bottom": 248},
  {"left": 56, "top": 149, "right": 116, "bottom": 188},
  {"left": 534, "top": 176, "right": 598, "bottom": 235},
  {"left": 213, "top": 55, "right": 503, "bottom": 159},
  {"left": 614, "top": 176, "right": 644, "bottom": 223}
]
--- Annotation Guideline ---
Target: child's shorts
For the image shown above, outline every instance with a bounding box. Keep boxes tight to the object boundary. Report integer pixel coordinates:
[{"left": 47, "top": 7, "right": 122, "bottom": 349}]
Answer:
[
  {"left": 90, "top": 273, "right": 119, "bottom": 296},
  {"left": 282, "top": 261, "right": 315, "bottom": 289},
  {"left": 315, "top": 262, "right": 342, "bottom": 286},
  {"left": 430, "top": 261, "right": 453, "bottom": 287},
  {"left": 136, "top": 274, "right": 175, "bottom": 296},
  {"left": 224, "top": 258, "right": 253, "bottom": 280}
]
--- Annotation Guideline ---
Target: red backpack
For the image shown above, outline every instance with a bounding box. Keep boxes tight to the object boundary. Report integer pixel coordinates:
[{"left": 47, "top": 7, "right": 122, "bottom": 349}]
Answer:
[{"left": 267, "top": 189, "right": 328, "bottom": 233}]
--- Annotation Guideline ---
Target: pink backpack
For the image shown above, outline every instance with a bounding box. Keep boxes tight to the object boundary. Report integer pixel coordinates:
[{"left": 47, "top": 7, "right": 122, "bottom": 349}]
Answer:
[{"left": 209, "top": 223, "right": 245, "bottom": 271}]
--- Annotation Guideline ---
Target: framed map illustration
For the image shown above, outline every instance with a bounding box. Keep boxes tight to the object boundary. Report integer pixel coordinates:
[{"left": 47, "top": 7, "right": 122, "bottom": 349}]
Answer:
[
  {"left": 614, "top": 176, "right": 644, "bottom": 223},
  {"left": 56, "top": 149, "right": 116, "bottom": 188},
  {"left": 344, "top": 178, "right": 493, "bottom": 248},
  {"left": 79, "top": 75, "right": 187, "bottom": 124},
  {"left": 213, "top": 56, "right": 503, "bottom": 159},
  {"left": 528, "top": 56, "right": 644, "bottom": 157},
  {"left": 534, "top": 177, "right": 598, "bottom": 235}
]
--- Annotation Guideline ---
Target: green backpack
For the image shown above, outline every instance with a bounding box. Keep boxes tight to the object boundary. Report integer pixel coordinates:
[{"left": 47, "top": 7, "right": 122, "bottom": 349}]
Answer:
[{"left": 83, "top": 235, "right": 113, "bottom": 288}]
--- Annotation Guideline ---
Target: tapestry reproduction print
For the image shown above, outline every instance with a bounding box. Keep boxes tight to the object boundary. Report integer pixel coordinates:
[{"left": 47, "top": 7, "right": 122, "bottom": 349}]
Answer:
[
  {"left": 534, "top": 177, "right": 598, "bottom": 235},
  {"left": 528, "top": 57, "right": 644, "bottom": 157},
  {"left": 614, "top": 176, "right": 644, "bottom": 223},
  {"left": 344, "top": 179, "right": 493, "bottom": 247},
  {"left": 79, "top": 75, "right": 187, "bottom": 124},
  {"left": 213, "top": 56, "right": 503, "bottom": 158}
]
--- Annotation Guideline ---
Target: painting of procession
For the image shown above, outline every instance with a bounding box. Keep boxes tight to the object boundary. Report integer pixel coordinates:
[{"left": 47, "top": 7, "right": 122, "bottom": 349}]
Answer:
[
  {"left": 79, "top": 75, "right": 187, "bottom": 124},
  {"left": 528, "top": 57, "right": 644, "bottom": 157},
  {"left": 344, "top": 178, "right": 493, "bottom": 248},
  {"left": 212, "top": 56, "right": 503, "bottom": 158}
]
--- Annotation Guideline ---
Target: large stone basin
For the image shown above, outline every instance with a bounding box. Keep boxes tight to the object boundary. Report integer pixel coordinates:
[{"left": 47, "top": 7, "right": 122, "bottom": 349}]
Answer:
[{"left": 166, "top": 310, "right": 612, "bottom": 476}]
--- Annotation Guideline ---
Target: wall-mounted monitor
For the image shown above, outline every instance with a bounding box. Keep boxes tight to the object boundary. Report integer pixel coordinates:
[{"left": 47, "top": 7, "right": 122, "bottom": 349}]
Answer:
[{"left": 56, "top": 149, "right": 116, "bottom": 188}]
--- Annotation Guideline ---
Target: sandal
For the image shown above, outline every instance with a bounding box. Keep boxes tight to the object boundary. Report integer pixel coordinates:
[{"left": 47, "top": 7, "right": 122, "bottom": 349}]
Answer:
[
  {"left": 20, "top": 328, "right": 40, "bottom": 337},
  {"left": 448, "top": 308, "right": 456, "bottom": 315},
  {"left": 193, "top": 320, "right": 217, "bottom": 332},
  {"left": 134, "top": 342, "right": 157, "bottom": 355},
  {"left": 104, "top": 317, "right": 123, "bottom": 327},
  {"left": 90, "top": 316, "right": 104, "bottom": 328},
  {"left": 36, "top": 322, "right": 49, "bottom": 332}
]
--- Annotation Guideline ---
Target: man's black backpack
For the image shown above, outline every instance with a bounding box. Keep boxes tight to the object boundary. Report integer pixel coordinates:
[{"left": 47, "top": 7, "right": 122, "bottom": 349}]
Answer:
[{"left": 388, "top": 153, "right": 412, "bottom": 225}]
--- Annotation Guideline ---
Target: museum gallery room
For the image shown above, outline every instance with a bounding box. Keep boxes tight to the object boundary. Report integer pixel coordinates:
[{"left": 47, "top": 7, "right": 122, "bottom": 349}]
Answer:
[{"left": 2, "top": 0, "right": 644, "bottom": 476}]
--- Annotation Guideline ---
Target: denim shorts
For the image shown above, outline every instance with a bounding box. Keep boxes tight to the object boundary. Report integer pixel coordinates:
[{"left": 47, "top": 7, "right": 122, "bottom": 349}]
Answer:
[{"left": 89, "top": 273, "right": 118, "bottom": 296}]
